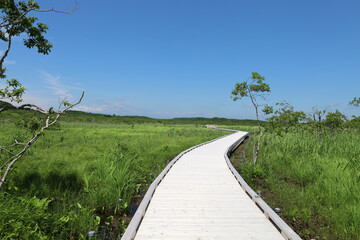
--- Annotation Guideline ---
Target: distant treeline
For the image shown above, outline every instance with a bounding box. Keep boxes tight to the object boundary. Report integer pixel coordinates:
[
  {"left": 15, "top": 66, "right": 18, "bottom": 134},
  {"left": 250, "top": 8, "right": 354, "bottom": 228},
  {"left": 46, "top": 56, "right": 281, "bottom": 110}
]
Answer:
[{"left": 0, "top": 101, "right": 259, "bottom": 126}]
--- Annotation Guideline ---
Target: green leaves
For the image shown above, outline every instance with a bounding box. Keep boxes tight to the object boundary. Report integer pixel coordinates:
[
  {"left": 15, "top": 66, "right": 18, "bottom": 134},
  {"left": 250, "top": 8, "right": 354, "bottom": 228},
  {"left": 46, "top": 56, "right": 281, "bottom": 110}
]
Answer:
[
  {"left": 249, "top": 72, "right": 270, "bottom": 92},
  {"left": 15, "top": 116, "right": 42, "bottom": 133},
  {"left": 264, "top": 101, "right": 307, "bottom": 134},
  {"left": 230, "top": 72, "right": 270, "bottom": 101},
  {"left": 349, "top": 97, "right": 360, "bottom": 107},
  {"left": 262, "top": 104, "right": 274, "bottom": 115},
  {"left": 1, "top": 0, "right": 53, "bottom": 102},
  {"left": 0, "top": 79, "right": 26, "bottom": 103},
  {"left": 0, "top": 195, "right": 52, "bottom": 240},
  {"left": 63, "top": 101, "right": 71, "bottom": 107},
  {"left": 231, "top": 82, "right": 248, "bottom": 100},
  {"left": 23, "top": 22, "right": 52, "bottom": 54},
  {"left": 324, "top": 110, "right": 347, "bottom": 130}
]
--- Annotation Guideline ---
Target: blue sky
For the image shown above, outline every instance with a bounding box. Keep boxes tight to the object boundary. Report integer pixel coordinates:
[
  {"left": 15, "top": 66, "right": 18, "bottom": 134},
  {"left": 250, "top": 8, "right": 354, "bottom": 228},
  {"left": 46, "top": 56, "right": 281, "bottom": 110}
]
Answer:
[{"left": 2, "top": 0, "right": 360, "bottom": 119}]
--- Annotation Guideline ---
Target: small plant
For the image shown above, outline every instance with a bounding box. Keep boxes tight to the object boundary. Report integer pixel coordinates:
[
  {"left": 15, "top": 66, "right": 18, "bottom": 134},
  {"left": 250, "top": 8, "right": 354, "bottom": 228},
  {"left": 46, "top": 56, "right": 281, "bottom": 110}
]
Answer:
[{"left": 241, "top": 163, "right": 267, "bottom": 184}]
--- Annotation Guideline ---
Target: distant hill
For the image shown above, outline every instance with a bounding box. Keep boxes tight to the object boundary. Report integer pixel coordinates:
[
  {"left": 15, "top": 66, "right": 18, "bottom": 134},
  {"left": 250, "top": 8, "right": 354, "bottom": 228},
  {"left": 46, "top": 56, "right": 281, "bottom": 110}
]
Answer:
[
  {"left": 168, "top": 117, "right": 260, "bottom": 126},
  {"left": 0, "top": 100, "right": 15, "bottom": 109},
  {"left": 0, "top": 105, "right": 260, "bottom": 126},
  {"left": 64, "top": 111, "right": 261, "bottom": 125}
]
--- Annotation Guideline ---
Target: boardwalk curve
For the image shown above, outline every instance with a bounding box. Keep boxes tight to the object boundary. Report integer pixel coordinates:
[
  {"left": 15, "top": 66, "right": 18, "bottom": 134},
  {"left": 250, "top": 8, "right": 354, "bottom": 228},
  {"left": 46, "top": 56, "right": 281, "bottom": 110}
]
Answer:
[{"left": 122, "top": 130, "right": 301, "bottom": 240}]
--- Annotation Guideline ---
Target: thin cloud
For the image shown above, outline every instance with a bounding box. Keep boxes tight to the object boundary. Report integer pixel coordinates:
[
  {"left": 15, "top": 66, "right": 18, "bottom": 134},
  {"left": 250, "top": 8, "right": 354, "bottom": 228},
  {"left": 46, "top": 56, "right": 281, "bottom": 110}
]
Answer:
[
  {"left": 326, "top": 103, "right": 339, "bottom": 107},
  {"left": 40, "top": 71, "right": 70, "bottom": 97},
  {"left": 39, "top": 70, "right": 81, "bottom": 98},
  {"left": 74, "top": 105, "right": 107, "bottom": 112},
  {"left": 73, "top": 101, "right": 127, "bottom": 114},
  {"left": 4, "top": 59, "right": 16, "bottom": 65},
  {"left": 11, "top": 93, "right": 54, "bottom": 110}
]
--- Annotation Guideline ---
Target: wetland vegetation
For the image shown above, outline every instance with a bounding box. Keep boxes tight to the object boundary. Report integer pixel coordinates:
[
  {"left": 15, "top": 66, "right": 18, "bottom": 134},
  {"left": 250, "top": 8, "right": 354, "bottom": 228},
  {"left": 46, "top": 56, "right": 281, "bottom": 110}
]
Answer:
[
  {"left": 1, "top": 108, "right": 243, "bottom": 239},
  {"left": 1, "top": 1, "right": 359, "bottom": 239},
  {"left": 231, "top": 121, "right": 360, "bottom": 240}
]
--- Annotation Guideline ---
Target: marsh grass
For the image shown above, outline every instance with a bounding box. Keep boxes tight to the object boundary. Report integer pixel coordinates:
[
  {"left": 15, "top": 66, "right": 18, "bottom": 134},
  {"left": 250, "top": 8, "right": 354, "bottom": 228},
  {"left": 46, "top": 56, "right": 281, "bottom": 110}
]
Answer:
[
  {"left": 233, "top": 131, "right": 360, "bottom": 240},
  {"left": 0, "top": 122, "right": 227, "bottom": 239}
]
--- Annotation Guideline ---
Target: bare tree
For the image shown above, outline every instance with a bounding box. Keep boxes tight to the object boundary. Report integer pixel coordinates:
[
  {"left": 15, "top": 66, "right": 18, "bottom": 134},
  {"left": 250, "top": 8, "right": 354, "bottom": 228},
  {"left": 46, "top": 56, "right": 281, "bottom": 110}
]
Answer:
[{"left": 310, "top": 107, "right": 327, "bottom": 122}]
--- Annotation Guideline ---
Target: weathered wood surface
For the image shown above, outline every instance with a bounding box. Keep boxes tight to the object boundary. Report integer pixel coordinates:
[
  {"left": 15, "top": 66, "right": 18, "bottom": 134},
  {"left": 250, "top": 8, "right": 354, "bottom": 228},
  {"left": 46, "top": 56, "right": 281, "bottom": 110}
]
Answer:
[{"left": 126, "top": 131, "right": 295, "bottom": 240}]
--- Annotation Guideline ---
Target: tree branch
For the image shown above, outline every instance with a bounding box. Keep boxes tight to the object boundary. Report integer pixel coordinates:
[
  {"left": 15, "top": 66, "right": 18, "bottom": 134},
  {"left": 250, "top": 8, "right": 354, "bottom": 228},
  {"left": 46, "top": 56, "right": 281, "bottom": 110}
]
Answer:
[
  {"left": 0, "top": 4, "right": 78, "bottom": 28},
  {"left": 0, "top": 7, "right": 36, "bottom": 28},
  {"left": 0, "top": 91, "right": 84, "bottom": 189},
  {"left": 0, "top": 33, "right": 12, "bottom": 74},
  {"left": 0, "top": 103, "right": 48, "bottom": 113},
  {"left": 34, "top": 5, "right": 78, "bottom": 14},
  {"left": 1, "top": 2, "right": 77, "bottom": 76},
  {"left": 0, "top": 140, "right": 26, "bottom": 150}
]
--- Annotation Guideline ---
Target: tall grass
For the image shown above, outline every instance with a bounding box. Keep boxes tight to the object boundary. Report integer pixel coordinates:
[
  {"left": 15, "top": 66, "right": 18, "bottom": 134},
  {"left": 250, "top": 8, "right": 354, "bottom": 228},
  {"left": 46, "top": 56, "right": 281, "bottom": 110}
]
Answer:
[
  {"left": 237, "top": 131, "right": 360, "bottom": 240},
  {"left": 0, "top": 122, "right": 228, "bottom": 239}
]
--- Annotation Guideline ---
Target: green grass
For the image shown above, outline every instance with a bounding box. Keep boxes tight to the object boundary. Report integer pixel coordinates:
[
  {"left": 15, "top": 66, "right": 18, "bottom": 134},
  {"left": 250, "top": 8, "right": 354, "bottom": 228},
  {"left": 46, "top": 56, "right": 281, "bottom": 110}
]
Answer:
[
  {"left": 232, "top": 131, "right": 360, "bottom": 240},
  {"left": 0, "top": 122, "right": 228, "bottom": 239},
  {"left": 4, "top": 113, "right": 358, "bottom": 239},
  {"left": 217, "top": 124, "right": 259, "bottom": 133}
]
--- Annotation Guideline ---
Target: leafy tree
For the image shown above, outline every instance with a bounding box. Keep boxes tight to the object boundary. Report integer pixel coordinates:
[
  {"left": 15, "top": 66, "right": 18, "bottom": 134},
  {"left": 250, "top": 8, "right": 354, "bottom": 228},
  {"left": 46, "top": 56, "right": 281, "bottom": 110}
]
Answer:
[
  {"left": 0, "top": 0, "right": 81, "bottom": 189},
  {"left": 349, "top": 97, "right": 360, "bottom": 107},
  {"left": 231, "top": 72, "right": 270, "bottom": 164},
  {"left": 323, "top": 110, "right": 347, "bottom": 131},
  {"left": 0, "top": 0, "right": 54, "bottom": 102},
  {"left": 348, "top": 97, "right": 359, "bottom": 128},
  {"left": 263, "top": 101, "right": 307, "bottom": 134},
  {"left": 344, "top": 116, "right": 360, "bottom": 129}
]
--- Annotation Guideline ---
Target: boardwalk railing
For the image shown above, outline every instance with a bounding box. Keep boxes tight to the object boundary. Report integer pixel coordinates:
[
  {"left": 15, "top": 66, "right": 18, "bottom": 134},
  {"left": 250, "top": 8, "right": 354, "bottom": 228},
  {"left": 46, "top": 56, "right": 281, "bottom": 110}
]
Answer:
[
  {"left": 121, "top": 129, "right": 302, "bottom": 240},
  {"left": 224, "top": 133, "right": 302, "bottom": 240}
]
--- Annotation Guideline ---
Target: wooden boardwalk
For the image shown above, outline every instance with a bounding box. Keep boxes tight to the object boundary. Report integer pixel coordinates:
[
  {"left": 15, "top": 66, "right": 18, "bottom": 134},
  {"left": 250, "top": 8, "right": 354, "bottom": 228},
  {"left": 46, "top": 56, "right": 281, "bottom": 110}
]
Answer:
[{"left": 122, "top": 131, "right": 301, "bottom": 240}]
